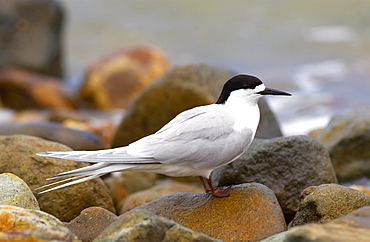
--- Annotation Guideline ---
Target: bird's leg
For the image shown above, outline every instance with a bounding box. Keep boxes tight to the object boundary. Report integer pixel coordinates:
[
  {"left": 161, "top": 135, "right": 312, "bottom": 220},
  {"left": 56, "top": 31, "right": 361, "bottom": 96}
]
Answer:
[
  {"left": 199, "top": 176, "right": 211, "bottom": 192},
  {"left": 200, "top": 176, "right": 230, "bottom": 198}
]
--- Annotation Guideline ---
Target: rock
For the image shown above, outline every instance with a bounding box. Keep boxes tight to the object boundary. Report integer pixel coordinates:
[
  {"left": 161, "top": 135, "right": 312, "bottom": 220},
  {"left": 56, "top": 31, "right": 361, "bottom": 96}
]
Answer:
[
  {"left": 0, "top": 135, "right": 115, "bottom": 222},
  {"left": 262, "top": 206, "right": 370, "bottom": 242},
  {"left": 137, "top": 183, "right": 286, "bottom": 241},
  {"left": 0, "top": 121, "right": 104, "bottom": 150},
  {"left": 0, "top": 68, "right": 73, "bottom": 109},
  {"left": 0, "top": 205, "right": 78, "bottom": 241},
  {"left": 0, "top": 0, "right": 63, "bottom": 77},
  {"left": 289, "top": 184, "right": 370, "bottom": 228},
  {"left": 0, "top": 173, "right": 39, "bottom": 210},
  {"left": 104, "top": 171, "right": 158, "bottom": 208},
  {"left": 316, "top": 108, "right": 370, "bottom": 182},
  {"left": 79, "top": 46, "right": 170, "bottom": 109},
  {"left": 112, "top": 65, "right": 282, "bottom": 147},
  {"left": 212, "top": 135, "right": 337, "bottom": 223},
  {"left": 350, "top": 185, "right": 370, "bottom": 196},
  {"left": 66, "top": 207, "right": 118, "bottom": 242},
  {"left": 118, "top": 181, "right": 203, "bottom": 214},
  {"left": 94, "top": 209, "right": 221, "bottom": 242}
]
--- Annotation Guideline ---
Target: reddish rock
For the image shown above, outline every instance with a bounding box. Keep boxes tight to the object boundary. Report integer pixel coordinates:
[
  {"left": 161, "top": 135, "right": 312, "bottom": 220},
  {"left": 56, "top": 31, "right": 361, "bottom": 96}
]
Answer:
[
  {"left": 118, "top": 181, "right": 203, "bottom": 214},
  {"left": 79, "top": 46, "right": 170, "bottom": 109},
  {"left": 66, "top": 207, "right": 118, "bottom": 242},
  {"left": 0, "top": 68, "right": 73, "bottom": 110},
  {"left": 137, "top": 183, "right": 287, "bottom": 242}
]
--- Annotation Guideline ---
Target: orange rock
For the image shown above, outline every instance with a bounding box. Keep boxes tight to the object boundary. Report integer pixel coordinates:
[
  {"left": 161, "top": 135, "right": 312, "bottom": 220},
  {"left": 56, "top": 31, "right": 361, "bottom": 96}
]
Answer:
[
  {"left": 0, "top": 205, "right": 62, "bottom": 231},
  {"left": 0, "top": 205, "right": 78, "bottom": 241},
  {"left": 80, "top": 46, "right": 170, "bottom": 109},
  {"left": 137, "top": 183, "right": 287, "bottom": 242},
  {"left": 119, "top": 181, "right": 203, "bottom": 214},
  {"left": 0, "top": 68, "right": 74, "bottom": 110}
]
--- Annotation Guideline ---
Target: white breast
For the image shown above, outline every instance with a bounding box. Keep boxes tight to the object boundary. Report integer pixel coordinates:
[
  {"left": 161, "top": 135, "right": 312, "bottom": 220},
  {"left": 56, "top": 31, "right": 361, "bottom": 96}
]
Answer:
[{"left": 223, "top": 89, "right": 261, "bottom": 135}]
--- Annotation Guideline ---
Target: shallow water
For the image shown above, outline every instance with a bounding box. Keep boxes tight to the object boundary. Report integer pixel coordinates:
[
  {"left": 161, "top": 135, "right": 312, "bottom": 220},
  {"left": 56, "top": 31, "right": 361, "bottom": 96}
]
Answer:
[{"left": 59, "top": 0, "right": 370, "bottom": 135}]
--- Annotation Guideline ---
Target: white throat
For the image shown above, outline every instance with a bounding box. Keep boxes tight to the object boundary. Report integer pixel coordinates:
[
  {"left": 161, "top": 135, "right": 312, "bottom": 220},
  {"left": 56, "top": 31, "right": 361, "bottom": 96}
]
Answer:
[
  {"left": 223, "top": 87, "right": 264, "bottom": 135},
  {"left": 224, "top": 83, "right": 265, "bottom": 107}
]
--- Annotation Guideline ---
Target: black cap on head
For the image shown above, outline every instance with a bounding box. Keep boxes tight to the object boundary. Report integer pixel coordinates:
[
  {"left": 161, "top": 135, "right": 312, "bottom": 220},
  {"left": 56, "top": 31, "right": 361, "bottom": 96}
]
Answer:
[{"left": 216, "top": 75, "right": 263, "bottom": 104}]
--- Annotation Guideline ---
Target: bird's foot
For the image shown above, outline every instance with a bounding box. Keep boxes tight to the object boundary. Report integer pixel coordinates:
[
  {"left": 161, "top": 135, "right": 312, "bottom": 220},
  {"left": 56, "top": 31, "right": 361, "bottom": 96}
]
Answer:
[
  {"left": 211, "top": 187, "right": 230, "bottom": 198},
  {"left": 199, "top": 176, "right": 230, "bottom": 198}
]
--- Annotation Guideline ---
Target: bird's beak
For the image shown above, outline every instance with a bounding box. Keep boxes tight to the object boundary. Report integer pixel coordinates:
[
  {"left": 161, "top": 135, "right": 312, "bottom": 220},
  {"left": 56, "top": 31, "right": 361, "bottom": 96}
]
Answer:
[{"left": 258, "top": 87, "right": 291, "bottom": 96}]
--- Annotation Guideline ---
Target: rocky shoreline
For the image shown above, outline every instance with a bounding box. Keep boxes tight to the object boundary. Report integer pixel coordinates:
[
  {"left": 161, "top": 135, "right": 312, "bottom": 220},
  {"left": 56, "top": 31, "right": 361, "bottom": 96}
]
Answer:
[
  {"left": 0, "top": 88, "right": 369, "bottom": 241},
  {"left": 1, "top": 1, "right": 370, "bottom": 241}
]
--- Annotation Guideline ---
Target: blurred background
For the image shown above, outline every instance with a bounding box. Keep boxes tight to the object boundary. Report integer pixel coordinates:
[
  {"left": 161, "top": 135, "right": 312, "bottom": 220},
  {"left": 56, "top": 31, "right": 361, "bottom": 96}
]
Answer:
[
  {"left": 61, "top": 0, "right": 370, "bottom": 135},
  {"left": 1, "top": 0, "right": 370, "bottom": 137}
]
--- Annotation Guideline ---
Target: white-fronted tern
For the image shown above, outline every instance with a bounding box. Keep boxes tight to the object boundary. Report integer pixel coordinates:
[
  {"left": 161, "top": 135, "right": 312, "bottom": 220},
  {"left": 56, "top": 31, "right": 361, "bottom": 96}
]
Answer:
[{"left": 37, "top": 74, "right": 291, "bottom": 197}]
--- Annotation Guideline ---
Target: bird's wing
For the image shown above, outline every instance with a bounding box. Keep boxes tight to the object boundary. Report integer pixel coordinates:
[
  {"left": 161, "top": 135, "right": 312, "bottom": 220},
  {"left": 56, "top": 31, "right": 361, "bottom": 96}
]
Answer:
[
  {"left": 37, "top": 106, "right": 212, "bottom": 163},
  {"left": 155, "top": 105, "right": 208, "bottom": 134},
  {"left": 127, "top": 105, "right": 253, "bottom": 169},
  {"left": 38, "top": 105, "right": 254, "bottom": 170}
]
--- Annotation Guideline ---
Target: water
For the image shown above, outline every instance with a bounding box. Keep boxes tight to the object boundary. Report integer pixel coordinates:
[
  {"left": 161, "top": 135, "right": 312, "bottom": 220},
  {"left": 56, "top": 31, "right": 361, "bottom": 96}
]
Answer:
[{"left": 59, "top": 0, "right": 370, "bottom": 136}]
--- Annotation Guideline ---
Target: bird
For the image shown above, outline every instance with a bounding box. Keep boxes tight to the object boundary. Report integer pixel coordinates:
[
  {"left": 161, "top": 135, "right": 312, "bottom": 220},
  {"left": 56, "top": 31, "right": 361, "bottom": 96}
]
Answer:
[{"left": 37, "top": 74, "right": 291, "bottom": 197}]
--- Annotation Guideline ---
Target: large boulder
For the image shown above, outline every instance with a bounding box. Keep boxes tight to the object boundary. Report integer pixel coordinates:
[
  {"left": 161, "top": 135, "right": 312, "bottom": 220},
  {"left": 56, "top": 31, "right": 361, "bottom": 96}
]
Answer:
[
  {"left": 79, "top": 46, "right": 170, "bottom": 109},
  {"left": 0, "top": 68, "right": 73, "bottom": 109},
  {"left": 137, "top": 183, "right": 286, "bottom": 242},
  {"left": 0, "top": 121, "right": 104, "bottom": 150},
  {"left": 262, "top": 206, "right": 370, "bottom": 242},
  {"left": 0, "top": 0, "right": 63, "bottom": 77},
  {"left": 112, "top": 65, "right": 282, "bottom": 147},
  {"left": 289, "top": 184, "right": 370, "bottom": 228},
  {"left": 0, "top": 135, "right": 115, "bottom": 222},
  {"left": 316, "top": 108, "right": 370, "bottom": 182},
  {"left": 212, "top": 135, "right": 338, "bottom": 222}
]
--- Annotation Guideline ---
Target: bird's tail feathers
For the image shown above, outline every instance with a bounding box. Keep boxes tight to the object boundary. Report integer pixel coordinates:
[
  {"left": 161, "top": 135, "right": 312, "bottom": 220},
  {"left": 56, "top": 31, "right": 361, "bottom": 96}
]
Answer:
[
  {"left": 36, "top": 174, "right": 102, "bottom": 194},
  {"left": 36, "top": 163, "right": 137, "bottom": 194},
  {"left": 36, "top": 148, "right": 153, "bottom": 163}
]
